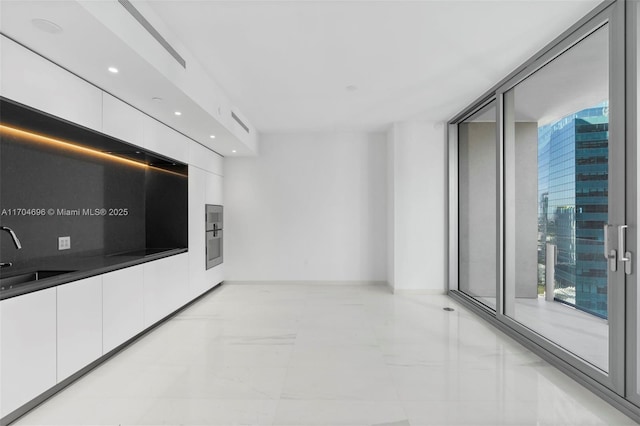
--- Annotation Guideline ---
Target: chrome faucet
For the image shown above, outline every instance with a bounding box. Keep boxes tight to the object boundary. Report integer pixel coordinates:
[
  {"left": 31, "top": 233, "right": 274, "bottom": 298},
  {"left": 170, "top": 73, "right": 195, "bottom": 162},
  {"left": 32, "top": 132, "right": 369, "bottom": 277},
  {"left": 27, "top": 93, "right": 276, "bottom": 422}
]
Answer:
[{"left": 1, "top": 226, "right": 22, "bottom": 268}]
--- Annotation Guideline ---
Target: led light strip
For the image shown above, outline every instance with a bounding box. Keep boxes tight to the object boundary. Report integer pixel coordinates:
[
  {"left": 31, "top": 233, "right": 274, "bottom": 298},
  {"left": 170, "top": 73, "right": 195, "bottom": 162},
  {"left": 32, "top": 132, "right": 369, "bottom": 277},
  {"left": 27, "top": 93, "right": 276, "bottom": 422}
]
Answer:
[{"left": 0, "top": 124, "right": 186, "bottom": 178}]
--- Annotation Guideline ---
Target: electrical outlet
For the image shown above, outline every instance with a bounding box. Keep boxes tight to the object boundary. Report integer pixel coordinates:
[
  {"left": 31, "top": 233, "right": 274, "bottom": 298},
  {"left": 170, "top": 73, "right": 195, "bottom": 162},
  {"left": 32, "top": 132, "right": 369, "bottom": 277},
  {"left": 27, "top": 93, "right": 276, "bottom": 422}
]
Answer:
[{"left": 58, "top": 236, "right": 71, "bottom": 250}]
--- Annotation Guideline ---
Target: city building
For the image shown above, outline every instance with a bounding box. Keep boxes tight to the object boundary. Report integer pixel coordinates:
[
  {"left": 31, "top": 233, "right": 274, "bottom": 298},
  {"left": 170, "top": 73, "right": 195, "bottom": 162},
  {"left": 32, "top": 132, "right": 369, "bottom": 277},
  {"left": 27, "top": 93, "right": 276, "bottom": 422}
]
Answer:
[{"left": 538, "top": 104, "right": 609, "bottom": 318}]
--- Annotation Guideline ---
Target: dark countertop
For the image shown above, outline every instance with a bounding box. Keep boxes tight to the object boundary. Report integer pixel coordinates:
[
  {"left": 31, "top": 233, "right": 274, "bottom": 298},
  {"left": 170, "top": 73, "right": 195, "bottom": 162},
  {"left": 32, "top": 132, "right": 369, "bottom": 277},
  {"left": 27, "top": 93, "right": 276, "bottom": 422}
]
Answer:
[{"left": 0, "top": 248, "right": 187, "bottom": 301}]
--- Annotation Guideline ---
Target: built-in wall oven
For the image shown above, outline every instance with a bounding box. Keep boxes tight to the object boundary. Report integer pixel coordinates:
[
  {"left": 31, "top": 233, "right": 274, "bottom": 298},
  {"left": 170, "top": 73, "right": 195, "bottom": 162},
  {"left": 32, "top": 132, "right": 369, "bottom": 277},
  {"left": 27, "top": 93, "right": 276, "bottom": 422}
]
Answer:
[{"left": 205, "top": 205, "right": 223, "bottom": 269}]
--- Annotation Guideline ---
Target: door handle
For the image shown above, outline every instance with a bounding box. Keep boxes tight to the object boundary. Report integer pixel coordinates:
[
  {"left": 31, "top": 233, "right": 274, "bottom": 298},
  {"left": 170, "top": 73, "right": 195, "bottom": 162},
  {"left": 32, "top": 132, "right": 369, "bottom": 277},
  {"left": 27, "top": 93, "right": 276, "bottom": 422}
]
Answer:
[
  {"left": 604, "top": 224, "right": 617, "bottom": 271},
  {"left": 618, "top": 225, "right": 632, "bottom": 275}
]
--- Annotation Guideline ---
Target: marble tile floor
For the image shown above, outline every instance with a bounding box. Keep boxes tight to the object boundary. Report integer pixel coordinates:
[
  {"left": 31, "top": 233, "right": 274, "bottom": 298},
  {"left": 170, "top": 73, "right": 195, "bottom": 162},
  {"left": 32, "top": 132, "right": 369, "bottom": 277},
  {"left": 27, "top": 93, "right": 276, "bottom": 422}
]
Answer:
[
  {"left": 13, "top": 283, "right": 639, "bottom": 426},
  {"left": 476, "top": 296, "right": 608, "bottom": 371}
]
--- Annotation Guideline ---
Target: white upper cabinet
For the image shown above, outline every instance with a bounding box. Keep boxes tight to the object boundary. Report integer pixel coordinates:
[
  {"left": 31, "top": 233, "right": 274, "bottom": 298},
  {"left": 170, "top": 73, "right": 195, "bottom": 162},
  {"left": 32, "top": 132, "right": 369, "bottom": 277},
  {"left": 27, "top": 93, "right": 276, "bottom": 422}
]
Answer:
[
  {"left": 0, "top": 35, "right": 102, "bottom": 132},
  {"left": 56, "top": 277, "right": 103, "bottom": 382},
  {"left": 205, "top": 171, "right": 223, "bottom": 206},
  {"left": 0, "top": 288, "right": 57, "bottom": 417},
  {"left": 189, "top": 141, "right": 224, "bottom": 176},
  {"left": 102, "top": 94, "right": 145, "bottom": 149},
  {"left": 143, "top": 115, "right": 189, "bottom": 164}
]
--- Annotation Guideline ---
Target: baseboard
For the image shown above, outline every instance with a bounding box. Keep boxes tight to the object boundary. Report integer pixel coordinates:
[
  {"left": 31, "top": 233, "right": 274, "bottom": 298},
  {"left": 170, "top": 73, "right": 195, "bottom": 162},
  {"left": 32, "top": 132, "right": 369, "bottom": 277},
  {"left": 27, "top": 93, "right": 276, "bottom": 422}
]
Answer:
[
  {"left": 391, "top": 288, "right": 447, "bottom": 295},
  {"left": 223, "top": 280, "right": 387, "bottom": 286},
  {"left": 223, "top": 281, "right": 446, "bottom": 296}
]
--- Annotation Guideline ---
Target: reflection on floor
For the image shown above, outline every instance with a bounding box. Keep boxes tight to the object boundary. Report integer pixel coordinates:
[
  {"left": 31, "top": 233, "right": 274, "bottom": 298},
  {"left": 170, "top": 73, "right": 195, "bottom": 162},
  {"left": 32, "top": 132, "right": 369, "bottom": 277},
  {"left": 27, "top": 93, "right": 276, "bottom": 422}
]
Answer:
[
  {"left": 477, "top": 295, "right": 608, "bottom": 371},
  {"left": 515, "top": 297, "right": 608, "bottom": 371},
  {"left": 15, "top": 284, "right": 635, "bottom": 426}
]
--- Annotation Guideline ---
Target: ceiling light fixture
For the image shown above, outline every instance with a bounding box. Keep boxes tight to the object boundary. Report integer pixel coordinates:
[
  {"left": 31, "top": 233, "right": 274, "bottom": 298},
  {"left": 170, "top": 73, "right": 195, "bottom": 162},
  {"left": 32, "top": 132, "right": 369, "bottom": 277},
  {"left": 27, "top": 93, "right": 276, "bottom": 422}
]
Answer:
[
  {"left": 232, "top": 150, "right": 237, "bottom": 153},
  {"left": 174, "top": 111, "right": 182, "bottom": 116},
  {"left": 31, "top": 18, "right": 63, "bottom": 34},
  {"left": 210, "top": 135, "right": 216, "bottom": 139},
  {"left": 152, "top": 97, "right": 163, "bottom": 103},
  {"left": 108, "top": 67, "right": 119, "bottom": 74}
]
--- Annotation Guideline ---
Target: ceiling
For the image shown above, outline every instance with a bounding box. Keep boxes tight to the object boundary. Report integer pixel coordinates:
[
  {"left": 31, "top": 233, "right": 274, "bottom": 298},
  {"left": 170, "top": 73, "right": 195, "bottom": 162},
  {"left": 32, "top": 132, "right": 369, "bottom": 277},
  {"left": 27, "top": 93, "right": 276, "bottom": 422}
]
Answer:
[
  {"left": 0, "top": 0, "right": 604, "bottom": 139},
  {"left": 462, "top": 23, "right": 608, "bottom": 125},
  {"left": 145, "top": 0, "right": 603, "bottom": 133}
]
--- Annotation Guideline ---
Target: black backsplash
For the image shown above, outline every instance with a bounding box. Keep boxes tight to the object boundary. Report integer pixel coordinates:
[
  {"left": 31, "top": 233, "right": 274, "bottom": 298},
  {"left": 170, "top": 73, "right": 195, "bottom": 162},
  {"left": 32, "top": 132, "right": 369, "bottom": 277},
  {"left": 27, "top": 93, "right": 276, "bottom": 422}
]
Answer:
[{"left": 0, "top": 98, "right": 187, "bottom": 266}]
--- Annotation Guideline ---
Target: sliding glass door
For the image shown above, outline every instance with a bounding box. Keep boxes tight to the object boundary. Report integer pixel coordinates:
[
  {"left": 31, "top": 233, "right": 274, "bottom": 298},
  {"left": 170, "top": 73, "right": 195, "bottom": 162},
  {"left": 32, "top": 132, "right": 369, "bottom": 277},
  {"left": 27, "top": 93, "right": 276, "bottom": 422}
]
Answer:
[
  {"left": 501, "top": 19, "right": 624, "bottom": 388},
  {"left": 450, "top": 0, "right": 640, "bottom": 406},
  {"left": 630, "top": 0, "right": 640, "bottom": 408},
  {"left": 458, "top": 101, "right": 497, "bottom": 310}
]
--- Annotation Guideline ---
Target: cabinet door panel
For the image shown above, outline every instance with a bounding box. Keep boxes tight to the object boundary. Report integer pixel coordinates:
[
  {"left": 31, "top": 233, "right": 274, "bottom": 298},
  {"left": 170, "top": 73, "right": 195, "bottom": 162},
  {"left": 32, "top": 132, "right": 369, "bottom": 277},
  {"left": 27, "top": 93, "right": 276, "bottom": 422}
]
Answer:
[
  {"left": 102, "top": 94, "right": 145, "bottom": 148},
  {"left": 57, "top": 277, "right": 103, "bottom": 382},
  {"left": 189, "top": 141, "right": 224, "bottom": 175},
  {"left": 103, "top": 266, "right": 144, "bottom": 353},
  {"left": 143, "top": 116, "right": 188, "bottom": 163},
  {"left": 0, "top": 288, "right": 57, "bottom": 417},
  {"left": 205, "top": 172, "right": 223, "bottom": 206},
  {"left": 143, "top": 254, "right": 189, "bottom": 326},
  {"left": 0, "top": 36, "right": 102, "bottom": 132},
  {"left": 189, "top": 166, "right": 207, "bottom": 296}
]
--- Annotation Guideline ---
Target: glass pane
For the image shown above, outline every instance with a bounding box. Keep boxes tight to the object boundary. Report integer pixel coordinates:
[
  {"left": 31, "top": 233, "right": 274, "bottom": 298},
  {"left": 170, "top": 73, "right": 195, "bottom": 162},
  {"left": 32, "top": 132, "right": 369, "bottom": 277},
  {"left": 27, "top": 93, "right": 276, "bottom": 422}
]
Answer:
[
  {"left": 458, "top": 101, "right": 497, "bottom": 310},
  {"left": 637, "top": 3, "right": 640, "bottom": 397},
  {"left": 504, "top": 25, "right": 609, "bottom": 371}
]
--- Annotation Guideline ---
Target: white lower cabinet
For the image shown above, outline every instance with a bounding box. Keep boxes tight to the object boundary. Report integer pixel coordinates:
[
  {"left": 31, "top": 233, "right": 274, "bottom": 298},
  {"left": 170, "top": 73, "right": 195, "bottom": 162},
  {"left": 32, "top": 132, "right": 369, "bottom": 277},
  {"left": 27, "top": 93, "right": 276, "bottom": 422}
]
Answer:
[
  {"left": 143, "top": 253, "right": 189, "bottom": 327},
  {"left": 1, "top": 253, "right": 195, "bottom": 418},
  {"left": 0, "top": 288, "right": 57, "bottom": 417},
  {"left": 56, "top": 277, "right": 103, "bottom": 382},
  {"left": 103, "top": 265, "right": 144, "bottom": 353}
]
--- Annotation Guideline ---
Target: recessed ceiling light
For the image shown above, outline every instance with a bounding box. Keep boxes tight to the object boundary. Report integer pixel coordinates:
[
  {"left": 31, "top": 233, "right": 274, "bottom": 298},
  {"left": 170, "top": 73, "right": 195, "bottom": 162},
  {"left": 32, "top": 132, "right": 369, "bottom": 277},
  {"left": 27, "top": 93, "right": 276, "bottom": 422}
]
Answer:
[
  {"left": 152, "top": 97, "right": 163, "bottom": 103},
  {"left": 174, "top": 111, "right": 182, "bottom": 116},
  {"left": 210, "top": 135, "right": 216, "bottom": 139},
  {"left": 108, "top": 67, "right": 119, "bottom": 74},
  {"left": 232, "top": 150, "right": 237, "bottom": 153},
  {"left": 31, "top": 18, "right": 63, "bottom": 34}
]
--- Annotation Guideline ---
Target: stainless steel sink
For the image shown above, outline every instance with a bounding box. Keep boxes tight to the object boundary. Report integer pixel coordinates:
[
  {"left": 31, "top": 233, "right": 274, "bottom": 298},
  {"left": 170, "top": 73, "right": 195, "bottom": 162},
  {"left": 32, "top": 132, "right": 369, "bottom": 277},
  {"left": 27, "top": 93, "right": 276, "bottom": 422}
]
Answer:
[{"left": 0, "top": 270, "right": 77, "bottom": 291}]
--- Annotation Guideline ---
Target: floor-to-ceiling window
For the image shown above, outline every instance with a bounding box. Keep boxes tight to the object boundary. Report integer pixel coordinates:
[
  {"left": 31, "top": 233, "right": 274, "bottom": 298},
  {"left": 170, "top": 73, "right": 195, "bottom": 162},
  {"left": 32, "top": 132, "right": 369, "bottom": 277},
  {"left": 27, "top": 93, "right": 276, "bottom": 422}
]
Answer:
[
  {"left": 458, "top": 101, "right": 497, "bottom": 310},
  {"left": 449, "top": 0, "right": 639, "bottom": 420},
  {"left": 502, "top": 23, "right": 613, "bottom": 373},
  {"left": 633, "top": 0, "right": 640, "bottom": 406}
]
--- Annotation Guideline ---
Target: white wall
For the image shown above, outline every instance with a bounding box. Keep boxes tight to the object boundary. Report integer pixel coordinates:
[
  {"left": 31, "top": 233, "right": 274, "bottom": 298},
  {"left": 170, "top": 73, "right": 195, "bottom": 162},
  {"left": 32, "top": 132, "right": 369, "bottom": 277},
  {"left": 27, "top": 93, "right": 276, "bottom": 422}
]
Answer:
[
  {"left": 223, "top": 132, "right": 387, "bottom": 282},
  {"left": 388, "top": 122, "right": 447, "bottom": 292}
]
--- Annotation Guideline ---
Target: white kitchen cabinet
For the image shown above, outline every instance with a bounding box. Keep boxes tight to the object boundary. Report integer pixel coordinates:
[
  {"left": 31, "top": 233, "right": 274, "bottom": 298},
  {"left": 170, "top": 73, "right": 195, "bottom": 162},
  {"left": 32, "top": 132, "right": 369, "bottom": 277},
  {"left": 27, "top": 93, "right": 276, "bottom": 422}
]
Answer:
[
  {"left": 143, "top": 116, "right": 189, "bottom": 164},
  {"left": 205, "top": 264, "right": 225, "bottom": 292},
  {"left": 205, "top": 171, "right": 224, "bottom": 205},
  {"left": 103, "top": 265, "right": 144, "bottom": 354},
  {"left": 143, "top": 253, "right": 189, "bottom": 327},
  {"left": 0, "top": 35, "right": 102, "bottom": 133},
  {"left": 102, "top": 93, "right": 145, "bottom": 148},
  {"left": 56, "top": 276, "right": 103, "bottom": 382},
  {"left": 189, "top": 166, "right": 207, "bottom": 297},
  {"left": 0, "top": 288, "right": 57, "bottom": 417},
  {"left": 189, "top": 141, "right": 224, "bottom": 176},
  {"left": 188, "top": 160, "right": 224, "bottom": 297}
]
